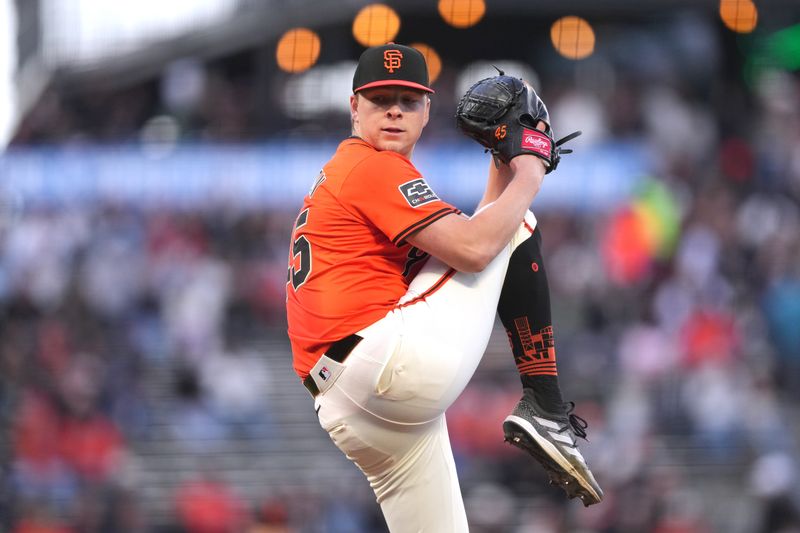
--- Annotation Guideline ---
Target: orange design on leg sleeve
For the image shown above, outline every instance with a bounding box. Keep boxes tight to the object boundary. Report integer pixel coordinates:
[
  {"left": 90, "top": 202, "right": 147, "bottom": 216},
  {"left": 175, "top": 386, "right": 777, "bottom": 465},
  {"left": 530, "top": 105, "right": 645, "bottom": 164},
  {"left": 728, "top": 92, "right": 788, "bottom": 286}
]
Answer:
[{"left": 513, "top": 318, "right": 558, "bottom": 376}]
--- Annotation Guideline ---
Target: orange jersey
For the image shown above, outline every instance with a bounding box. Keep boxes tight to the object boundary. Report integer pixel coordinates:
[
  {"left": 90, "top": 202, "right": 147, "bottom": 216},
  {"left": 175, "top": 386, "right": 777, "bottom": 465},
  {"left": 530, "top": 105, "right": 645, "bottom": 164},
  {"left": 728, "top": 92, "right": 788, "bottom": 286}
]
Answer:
[{"left": 286, "top": 138, "right": 459, "bottom": 378}]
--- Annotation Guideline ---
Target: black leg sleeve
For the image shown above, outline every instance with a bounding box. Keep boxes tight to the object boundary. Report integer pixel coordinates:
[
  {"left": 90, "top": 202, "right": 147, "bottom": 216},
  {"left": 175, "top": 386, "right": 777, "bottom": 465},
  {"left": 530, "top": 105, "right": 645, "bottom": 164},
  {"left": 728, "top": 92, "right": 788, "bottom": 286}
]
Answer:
[{"left": 497, "top": 228, "right": 565, "bottom": 414}]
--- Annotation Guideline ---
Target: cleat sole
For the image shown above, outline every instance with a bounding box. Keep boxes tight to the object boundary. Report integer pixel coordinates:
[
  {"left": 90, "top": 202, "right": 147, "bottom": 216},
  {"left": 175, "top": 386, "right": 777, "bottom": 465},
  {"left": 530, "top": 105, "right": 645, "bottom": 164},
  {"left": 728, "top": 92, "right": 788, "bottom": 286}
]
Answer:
[{"left": 503, "top": 417, "right": 602, "bottom": 506}]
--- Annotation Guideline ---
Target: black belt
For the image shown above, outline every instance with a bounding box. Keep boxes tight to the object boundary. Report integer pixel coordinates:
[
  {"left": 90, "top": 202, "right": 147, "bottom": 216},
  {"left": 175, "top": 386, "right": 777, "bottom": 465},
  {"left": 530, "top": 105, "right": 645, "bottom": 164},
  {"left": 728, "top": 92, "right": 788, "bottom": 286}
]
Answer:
[{"left": 303, "top": 334, "right": 363, "bottom": 397}]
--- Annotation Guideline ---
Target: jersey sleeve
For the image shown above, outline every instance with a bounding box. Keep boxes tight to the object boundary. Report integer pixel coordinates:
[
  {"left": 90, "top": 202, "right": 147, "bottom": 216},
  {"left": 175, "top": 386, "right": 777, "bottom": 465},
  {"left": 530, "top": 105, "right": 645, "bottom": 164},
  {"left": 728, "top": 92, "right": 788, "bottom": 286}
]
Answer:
[{"left": 341, "top": 151, "right": 460, "bottom": 245}]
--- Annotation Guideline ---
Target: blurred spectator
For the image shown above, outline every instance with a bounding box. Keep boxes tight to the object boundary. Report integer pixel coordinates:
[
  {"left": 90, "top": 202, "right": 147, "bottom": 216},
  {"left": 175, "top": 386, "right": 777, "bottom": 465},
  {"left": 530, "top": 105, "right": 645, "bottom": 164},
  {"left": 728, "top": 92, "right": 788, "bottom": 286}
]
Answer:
[
  {"left": 174, "top": 475, "right": 247, "bottom": 533},
  {"left": 750, "top": 452, "right": 800, "bottom": 533},
  {"left": 11, "top": 500, "right": 74, "bottom": 533},
  {"left": 168, "top": 364, "right": 228, "bottom": 450},
  {"left": 59, "top": 409, "right": 124, "bottom": 483},
  {"left": 248, "top": 497, "right": 294, "bottom": 533},
  {"left": 199, "top": 344, "right": 276, "bottom": 440},
  {"left": 11, "top": 390, "right": 78, "bottom": 512}
]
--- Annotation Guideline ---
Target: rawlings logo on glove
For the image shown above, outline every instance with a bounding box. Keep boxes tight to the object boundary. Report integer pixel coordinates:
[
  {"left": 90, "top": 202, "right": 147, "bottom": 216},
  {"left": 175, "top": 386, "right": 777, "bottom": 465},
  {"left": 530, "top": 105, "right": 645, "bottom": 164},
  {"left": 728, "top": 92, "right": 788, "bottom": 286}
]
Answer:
[
  {"left": 455, "top": 71, "right": 581, "bottom": 172},
  {"left": 521, "top": 129, "right": 552, "bottom": 159}
]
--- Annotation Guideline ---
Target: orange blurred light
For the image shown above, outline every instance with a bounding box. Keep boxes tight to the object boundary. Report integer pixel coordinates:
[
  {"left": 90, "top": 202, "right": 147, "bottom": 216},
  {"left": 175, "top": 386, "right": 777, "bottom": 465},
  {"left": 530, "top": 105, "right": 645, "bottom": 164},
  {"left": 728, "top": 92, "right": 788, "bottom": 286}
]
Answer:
[
  {"left": 550, "top": 16, "right": 595, "bottom": 60},
  {"left": 719, "top": 0, "right": 758, "bottom": 33},
  {"left": 410, "top": 43, "right": 442, "bottom": 84},
  {"left": 276, "top": 28, "right": 321, "bottom": 73},
  {"left": 438, "top": 0, "right": 486, "bottom": 29},
  {"left": 352, "top": 4, "right": 401, "bottom": 47}
]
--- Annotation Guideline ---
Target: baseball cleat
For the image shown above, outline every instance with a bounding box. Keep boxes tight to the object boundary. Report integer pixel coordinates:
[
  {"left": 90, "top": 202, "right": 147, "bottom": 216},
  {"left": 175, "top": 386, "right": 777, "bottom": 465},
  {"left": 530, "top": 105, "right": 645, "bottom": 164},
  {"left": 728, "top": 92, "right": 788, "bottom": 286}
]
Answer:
[{"left": 503, "top": 390, "right": 603, "bottom": 506}]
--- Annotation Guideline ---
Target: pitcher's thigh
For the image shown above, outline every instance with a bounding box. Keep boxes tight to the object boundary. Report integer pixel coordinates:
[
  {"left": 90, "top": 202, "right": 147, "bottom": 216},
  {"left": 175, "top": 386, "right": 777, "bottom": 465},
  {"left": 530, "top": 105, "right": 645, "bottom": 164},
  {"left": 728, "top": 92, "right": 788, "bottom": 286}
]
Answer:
[
  {"left": 403, "top": 252, "right": 510, "bottom": 352},
  {"left": 318, "top": 393, "right": 467, "bottom": 532},
  {"left": 373, "top": 417, "right": 468, "bottom": 533}
]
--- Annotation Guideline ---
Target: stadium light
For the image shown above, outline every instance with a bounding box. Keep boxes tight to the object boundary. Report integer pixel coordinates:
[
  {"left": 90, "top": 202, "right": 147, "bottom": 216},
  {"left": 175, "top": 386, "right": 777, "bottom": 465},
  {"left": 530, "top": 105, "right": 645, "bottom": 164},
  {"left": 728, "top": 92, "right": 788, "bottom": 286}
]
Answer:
[
  {"left": 352, "top": 4, "right": 400, "bottom": 47},
  {"left": 719, "top": 0, "right": 758, "bottom": 33},
  {"left": 438, "top": 0, "right": 485, "bottom": 29},
  {"left": 276, "top": 28, "right": 321, "bottom": 73},
  {"left": 409, "top": 43, "right": 442, "bottom": 85},
  {"left": 550, "top": 16, "right": 595, "bottom": 60}
]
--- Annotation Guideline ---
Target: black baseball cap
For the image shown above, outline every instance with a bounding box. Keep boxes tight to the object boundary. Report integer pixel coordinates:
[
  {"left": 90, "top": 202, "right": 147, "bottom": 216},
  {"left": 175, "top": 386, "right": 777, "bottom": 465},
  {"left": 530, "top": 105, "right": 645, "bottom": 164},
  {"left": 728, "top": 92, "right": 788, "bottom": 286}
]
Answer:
[{"left": 352, "top": 43, "right": 435, "bottom": 94}]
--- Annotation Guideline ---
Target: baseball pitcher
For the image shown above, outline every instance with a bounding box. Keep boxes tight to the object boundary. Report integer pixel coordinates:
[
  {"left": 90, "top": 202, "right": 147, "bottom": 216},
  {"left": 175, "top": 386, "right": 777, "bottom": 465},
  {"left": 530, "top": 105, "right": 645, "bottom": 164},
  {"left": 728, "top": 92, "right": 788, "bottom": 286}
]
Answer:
[{"left": 286, "top": 43, "right": 601, "bottom": 532}]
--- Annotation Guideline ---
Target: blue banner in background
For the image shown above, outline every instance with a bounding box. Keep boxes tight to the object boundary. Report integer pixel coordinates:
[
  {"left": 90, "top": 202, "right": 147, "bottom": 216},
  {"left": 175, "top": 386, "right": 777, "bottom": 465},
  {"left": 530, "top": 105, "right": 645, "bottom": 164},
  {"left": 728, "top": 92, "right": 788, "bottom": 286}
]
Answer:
[{"left": 0, "top": 140, "right": 651, "bottom": 213}]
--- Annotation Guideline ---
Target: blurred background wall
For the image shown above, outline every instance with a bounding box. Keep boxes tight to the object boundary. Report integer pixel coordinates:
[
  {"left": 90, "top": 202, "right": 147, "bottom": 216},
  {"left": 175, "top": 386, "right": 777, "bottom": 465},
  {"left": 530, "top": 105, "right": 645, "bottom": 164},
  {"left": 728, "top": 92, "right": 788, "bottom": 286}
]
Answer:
[{"left": 1, "top": 1, "right": 800, "bottom": 532}]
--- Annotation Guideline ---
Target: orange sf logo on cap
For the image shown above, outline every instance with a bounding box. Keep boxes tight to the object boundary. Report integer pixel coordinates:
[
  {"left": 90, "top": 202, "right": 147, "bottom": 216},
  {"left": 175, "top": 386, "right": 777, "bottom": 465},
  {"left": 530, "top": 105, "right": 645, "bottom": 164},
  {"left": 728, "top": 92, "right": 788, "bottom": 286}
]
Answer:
[{"left": 384, "top": 49, "right": 403, "bottom": 73}]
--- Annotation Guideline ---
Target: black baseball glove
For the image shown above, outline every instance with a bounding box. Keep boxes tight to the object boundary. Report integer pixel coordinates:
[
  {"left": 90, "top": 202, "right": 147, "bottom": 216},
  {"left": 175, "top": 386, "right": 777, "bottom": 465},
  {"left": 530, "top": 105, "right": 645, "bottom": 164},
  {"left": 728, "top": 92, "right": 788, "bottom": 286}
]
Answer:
[{"left": 455, "top": 73, "right": 581, "bottom": 172}]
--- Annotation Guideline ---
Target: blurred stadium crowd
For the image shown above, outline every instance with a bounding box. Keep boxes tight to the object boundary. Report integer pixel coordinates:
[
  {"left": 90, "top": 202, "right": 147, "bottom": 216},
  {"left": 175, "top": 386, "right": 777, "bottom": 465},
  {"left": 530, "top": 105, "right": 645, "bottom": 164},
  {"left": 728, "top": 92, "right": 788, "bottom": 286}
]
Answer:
[{"left": 3, "top": 6, "right": 800, "bottom": 533}]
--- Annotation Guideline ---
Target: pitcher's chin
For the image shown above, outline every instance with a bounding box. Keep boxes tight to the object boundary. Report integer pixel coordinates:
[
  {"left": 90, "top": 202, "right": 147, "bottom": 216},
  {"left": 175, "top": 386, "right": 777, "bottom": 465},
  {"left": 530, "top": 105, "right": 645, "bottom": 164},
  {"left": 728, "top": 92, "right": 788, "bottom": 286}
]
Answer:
[{"left": 376, "top": 138, "right": 412, "bottom": 157}]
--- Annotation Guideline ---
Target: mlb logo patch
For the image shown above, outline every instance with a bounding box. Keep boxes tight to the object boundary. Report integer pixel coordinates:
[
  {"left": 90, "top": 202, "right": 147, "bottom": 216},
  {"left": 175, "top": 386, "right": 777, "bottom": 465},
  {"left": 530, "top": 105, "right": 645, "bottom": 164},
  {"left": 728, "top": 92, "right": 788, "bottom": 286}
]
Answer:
[
  {"left": 318, "top": 366, "right": 331, "bottom": 381},
  {"left": 399, "top": 179, "right": 439, "bottom": 208}
]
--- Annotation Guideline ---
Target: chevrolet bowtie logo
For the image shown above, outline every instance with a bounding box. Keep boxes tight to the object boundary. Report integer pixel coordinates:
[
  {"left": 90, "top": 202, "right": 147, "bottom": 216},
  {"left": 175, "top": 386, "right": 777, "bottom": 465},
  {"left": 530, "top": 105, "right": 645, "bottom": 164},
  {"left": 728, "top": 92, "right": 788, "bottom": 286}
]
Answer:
[{"left": 407, "top": 182, "right": 429, "bottom": 195}]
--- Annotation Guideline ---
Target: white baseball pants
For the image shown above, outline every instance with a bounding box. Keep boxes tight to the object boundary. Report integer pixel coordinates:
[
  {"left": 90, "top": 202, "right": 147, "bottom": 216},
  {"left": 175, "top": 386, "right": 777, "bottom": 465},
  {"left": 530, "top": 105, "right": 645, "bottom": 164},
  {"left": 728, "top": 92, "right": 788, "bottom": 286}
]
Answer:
[{"left": 311, "top": 212, "right": 536, "bottom": 532}]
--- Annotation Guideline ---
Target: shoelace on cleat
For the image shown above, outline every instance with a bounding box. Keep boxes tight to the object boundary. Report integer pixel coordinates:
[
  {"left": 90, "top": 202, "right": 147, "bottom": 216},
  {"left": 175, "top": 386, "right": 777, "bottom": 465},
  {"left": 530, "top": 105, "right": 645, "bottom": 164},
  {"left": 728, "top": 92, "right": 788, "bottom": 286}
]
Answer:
[{"left": 559, "top": 401, "right": 588, "bottom": 441}]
